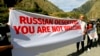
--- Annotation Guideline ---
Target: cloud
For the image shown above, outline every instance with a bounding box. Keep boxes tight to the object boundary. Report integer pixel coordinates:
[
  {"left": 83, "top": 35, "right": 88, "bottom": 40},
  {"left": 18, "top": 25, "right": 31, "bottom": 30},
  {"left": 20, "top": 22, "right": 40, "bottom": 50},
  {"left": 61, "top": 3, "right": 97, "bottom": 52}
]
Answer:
[{"left": 48, "top": 0, "right": 88, "bottom": 12}]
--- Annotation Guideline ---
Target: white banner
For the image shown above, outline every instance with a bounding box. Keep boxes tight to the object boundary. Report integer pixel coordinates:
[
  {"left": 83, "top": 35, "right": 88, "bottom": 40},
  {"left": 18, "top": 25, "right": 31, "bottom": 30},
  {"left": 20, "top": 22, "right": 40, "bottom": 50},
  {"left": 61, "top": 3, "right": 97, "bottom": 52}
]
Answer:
[
  {"left": 88, "top": 24, "right": 98, "bottom": 40},
  {"left": 8, "top": 10, "right": 83, "bottom": 56}
]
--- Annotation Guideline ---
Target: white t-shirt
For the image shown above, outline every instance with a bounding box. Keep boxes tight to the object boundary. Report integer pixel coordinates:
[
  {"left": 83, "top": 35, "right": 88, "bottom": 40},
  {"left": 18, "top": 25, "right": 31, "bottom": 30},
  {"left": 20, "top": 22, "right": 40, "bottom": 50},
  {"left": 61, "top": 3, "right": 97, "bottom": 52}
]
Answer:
[
  {"left": 78, "top": 20, "right": 86, "bottom": 41},
  {"left": 79, "top": 20, "right": 87, "bottom": 34}
]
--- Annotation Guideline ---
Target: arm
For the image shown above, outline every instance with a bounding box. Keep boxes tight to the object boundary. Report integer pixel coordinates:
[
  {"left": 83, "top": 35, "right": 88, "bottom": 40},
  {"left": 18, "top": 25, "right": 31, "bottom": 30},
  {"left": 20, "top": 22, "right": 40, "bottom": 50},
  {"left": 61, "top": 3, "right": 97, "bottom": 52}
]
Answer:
[{"left": 0, "top": 45, "right": 13, "bottom": 52}]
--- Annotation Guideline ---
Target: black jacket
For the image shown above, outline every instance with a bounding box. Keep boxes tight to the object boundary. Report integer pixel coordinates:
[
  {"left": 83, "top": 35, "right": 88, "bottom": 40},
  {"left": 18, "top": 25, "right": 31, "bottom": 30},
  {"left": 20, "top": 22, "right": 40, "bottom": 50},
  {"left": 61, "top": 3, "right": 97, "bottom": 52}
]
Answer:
[{"left": 0, "top": 24, "right": 12, "bottom": 56}]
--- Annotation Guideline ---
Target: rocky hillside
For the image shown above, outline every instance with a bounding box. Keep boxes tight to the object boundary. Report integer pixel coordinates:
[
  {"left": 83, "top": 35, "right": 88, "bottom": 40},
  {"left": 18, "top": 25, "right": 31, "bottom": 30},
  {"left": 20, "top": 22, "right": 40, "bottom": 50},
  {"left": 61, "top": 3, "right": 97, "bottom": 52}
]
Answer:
[
  {"left": 72, "top": 0, "right": 100, "bottom": 19},
  {"left": 86, "top": 0, "right": 100, "bottom": 19},
  {"left": 0, "top": 0, "right": 63, "bottom": 23}
]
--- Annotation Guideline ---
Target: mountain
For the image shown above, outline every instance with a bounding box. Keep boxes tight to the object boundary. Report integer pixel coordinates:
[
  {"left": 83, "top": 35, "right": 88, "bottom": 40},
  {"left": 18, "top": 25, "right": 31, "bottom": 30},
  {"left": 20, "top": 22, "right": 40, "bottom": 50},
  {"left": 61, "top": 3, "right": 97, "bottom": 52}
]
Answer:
[
  {"left": 72, "top": 0, "right": 95, "bottom": 14},
  {"left": 72, "top": 0, "right": 100, "bottom": 19},
  {"left": 15, "top": 0, "right": 63, "bottom": 14},
  {"left": 86, "top": 0, "right": 100, "bottom": 19},
  {"left": 0, "top": 0, "right": 63, "bottom": 23}
]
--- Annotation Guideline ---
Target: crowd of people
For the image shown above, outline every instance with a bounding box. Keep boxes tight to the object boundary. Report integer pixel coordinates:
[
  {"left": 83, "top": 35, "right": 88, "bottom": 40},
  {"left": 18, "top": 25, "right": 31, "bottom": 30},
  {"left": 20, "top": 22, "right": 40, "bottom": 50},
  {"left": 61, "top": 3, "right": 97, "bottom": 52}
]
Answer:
[{"left": 76, "top": 15, "right": 100, "bottom": 53}]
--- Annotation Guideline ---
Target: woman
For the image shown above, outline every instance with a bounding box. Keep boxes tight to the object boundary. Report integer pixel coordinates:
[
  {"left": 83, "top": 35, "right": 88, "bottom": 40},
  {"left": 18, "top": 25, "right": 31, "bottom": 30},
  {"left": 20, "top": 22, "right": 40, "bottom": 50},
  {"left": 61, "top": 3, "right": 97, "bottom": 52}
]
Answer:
[{"left": 87, "top": 22, "right": 94, "bottom": 51}]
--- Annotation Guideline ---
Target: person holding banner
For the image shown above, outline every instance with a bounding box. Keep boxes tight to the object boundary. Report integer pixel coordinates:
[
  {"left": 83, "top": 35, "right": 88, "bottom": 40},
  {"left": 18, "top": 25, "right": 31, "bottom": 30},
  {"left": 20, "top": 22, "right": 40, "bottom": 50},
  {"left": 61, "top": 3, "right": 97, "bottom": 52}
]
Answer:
[
  {"left": 0, "top": 1, "right": 15, "bottom": 55},
  {"left": 76, "top": 15, "right": 87, "bottom": 52},
  {"left": 0, "top": 23, "right": 13, "bottom": 56},
  {"left": 87, "top": 21, "right": 94, "bottom": 51},
  {"left": 0, "top": 0, "right": 15, "bottom": 55},
  {"left": 89, "top": 19, "right": 99, "bottom": 47}
]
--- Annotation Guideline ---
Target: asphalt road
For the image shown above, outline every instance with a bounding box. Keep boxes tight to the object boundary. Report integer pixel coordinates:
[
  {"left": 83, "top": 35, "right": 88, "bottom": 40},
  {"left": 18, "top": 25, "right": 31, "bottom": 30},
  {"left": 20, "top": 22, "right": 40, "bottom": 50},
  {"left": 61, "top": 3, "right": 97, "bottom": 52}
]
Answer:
[{"left": 39, "top": 38, "right": 100, "bottom": 56}]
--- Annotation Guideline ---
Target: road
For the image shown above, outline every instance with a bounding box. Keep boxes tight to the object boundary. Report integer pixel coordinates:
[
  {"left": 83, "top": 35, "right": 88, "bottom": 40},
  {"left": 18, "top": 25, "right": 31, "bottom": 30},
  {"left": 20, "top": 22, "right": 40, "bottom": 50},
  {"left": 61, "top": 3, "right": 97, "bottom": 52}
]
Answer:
[{"left": 39, "top": 38, "right": 100, "bottom": 56}]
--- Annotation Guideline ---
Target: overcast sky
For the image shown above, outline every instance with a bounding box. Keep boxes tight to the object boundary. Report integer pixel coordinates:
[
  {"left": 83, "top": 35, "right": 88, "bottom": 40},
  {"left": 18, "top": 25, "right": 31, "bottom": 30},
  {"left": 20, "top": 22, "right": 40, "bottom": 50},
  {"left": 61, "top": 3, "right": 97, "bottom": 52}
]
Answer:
[{"left": 48, "top": 0, "right": 88, "bottom": 12}]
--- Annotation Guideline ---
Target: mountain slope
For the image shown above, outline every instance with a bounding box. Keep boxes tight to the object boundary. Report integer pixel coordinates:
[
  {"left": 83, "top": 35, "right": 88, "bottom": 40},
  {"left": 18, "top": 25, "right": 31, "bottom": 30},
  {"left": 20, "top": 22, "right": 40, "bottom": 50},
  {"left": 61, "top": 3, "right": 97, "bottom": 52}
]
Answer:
[
  {"left": 15, "top": 0, "right": 63, "bottom": 14},
  {"left": 72, "top": 0, "right": 96, "bottom": 14},
  {"left": 86, "top": 0, "right": 100, "bottom": 19},
  {"left": 72, "top": 0, "right": 100, "bottom": 19},
  {"left": 0, "top": 0, "right": 63, "bottom": 22}
]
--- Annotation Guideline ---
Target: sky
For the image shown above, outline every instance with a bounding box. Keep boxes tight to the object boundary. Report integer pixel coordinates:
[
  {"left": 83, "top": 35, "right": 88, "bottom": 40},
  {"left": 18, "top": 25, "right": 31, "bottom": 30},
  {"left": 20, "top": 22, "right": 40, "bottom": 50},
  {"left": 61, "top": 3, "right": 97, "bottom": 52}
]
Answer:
[{"left": 48, "top": 0, "right": 88, "bottom": 12}]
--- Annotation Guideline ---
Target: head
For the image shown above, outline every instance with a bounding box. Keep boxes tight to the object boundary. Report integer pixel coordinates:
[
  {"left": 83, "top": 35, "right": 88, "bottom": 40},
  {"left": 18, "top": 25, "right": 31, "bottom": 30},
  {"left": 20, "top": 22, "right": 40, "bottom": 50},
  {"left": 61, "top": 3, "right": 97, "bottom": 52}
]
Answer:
[
  {"left": 79, "top": 14, "right": 85, "bottom": 21},
  {"left": 87, "top": 21, "right": 93, "bottom": 29},
  {"left": 96, "top": 18, "right": 100, "bottom": 23},
  {"left": 8, "top": 7, "right": 14, "bottom": 12},
  {"left": 89, "top": 18, "right": 97, "bottom": 25}
]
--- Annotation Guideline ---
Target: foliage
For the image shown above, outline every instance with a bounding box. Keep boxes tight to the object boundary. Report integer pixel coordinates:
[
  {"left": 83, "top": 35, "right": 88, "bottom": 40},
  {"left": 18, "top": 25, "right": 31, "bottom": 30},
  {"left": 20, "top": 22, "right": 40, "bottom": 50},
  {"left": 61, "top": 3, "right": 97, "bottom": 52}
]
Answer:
[
  {"left": 72, "top": 0, "right": 100, "bottom": 19},
  {"left": 72, "top": 0, "right": 95, "bottom": 14},
  {"left": 86, "top": 0, "right": 100, "bottom": 19},
  {"left": 0, "top": 0, "right": 63, "bottom": 23},
  {"left": 50, "top": 12, "right": 81, "bottom": 19}
]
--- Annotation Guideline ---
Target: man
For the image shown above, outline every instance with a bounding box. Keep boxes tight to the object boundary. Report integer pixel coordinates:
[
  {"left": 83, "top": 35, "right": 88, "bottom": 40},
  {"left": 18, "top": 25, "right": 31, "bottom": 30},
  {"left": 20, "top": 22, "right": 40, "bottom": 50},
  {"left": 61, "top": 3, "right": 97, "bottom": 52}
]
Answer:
[
  {"left": 76, "top": 15, "right": 87, "bottom": 52},
  {"left": 0, "top": 23, "right": 13, "bottom": 56},
  {"left": 0, "top": 0, "right": 15, "bottom": 55}
]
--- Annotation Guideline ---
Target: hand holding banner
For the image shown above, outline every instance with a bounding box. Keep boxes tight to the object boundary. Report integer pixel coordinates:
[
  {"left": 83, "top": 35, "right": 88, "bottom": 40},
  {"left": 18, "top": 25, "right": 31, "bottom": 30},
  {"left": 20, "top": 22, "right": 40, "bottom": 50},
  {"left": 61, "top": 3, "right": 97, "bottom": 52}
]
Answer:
[{"left": 8, "top": 10, "right": 83, "bottom": 56}]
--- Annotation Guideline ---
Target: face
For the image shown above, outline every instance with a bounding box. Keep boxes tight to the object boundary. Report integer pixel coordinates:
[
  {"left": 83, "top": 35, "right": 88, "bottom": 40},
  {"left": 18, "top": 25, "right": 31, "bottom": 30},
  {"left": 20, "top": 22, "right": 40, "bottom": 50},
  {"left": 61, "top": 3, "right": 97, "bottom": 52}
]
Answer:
[
  {"left": 88, "top": 24, "right": 93, "bottom": 28},
  {"left": 8, "top": 7, "right": 14, "bottom": 12},
  {"left": 79, "top": 15, "right": 84, "bottom": 21}
]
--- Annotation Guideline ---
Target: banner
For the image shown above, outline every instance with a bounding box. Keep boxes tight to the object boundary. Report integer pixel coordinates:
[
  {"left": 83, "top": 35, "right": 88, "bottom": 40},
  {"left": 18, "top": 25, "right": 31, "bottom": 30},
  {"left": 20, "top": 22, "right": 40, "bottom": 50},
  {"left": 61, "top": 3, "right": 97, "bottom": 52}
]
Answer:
[
  {"left": 8, "top": 10, "right": 83, "bottom": 56},
  {"left": 88, "top": 24, "right": 98, "bottom": 40}
]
